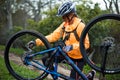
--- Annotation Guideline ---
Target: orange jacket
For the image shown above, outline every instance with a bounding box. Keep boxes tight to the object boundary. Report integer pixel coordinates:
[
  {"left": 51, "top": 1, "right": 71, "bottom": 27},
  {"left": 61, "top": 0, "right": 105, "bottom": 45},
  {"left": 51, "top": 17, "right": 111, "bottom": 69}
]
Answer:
[{"left": 35, "top": 17, "right": 90, "bottom": 59}]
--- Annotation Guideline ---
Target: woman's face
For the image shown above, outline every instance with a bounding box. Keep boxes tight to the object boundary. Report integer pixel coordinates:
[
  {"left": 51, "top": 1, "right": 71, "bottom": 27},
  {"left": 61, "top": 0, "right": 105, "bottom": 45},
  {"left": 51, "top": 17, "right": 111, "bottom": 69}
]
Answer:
[
  {"left": 62, "top": 13, "right": 74, "bottom": 22},
  {"left": 62, "top": 14, "right": 68, "bottom": 22}
]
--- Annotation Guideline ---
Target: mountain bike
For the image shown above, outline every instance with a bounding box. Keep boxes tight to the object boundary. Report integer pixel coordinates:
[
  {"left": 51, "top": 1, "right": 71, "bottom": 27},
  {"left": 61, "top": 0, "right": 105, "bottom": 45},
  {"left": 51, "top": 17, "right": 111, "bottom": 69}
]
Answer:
[{"left": 4, "top": 14, "right": 120, "bottom": 80}]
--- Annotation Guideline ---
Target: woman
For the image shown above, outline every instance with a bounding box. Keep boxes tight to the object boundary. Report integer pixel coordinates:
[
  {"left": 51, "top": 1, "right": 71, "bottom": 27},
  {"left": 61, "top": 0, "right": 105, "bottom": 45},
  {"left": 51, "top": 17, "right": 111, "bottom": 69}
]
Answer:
[{"left": 28, "top": 1, "right": 95, "bottom": 80}]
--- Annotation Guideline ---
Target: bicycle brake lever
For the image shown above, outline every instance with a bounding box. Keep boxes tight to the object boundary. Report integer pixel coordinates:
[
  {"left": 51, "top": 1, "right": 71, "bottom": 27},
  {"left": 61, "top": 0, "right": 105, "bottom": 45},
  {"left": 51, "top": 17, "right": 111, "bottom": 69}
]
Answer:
[{"left": 25, "top": 45, "right": 32, "bottom": 53}]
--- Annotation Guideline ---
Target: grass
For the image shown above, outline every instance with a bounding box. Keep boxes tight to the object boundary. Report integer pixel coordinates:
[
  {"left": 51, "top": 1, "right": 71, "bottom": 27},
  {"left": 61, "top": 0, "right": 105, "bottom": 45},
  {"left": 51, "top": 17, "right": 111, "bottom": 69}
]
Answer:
[
  {"left": 105, "top": 74, "right": 120, "bottom": 80},
  {"left": 0, "top": 53, "right": 44, "bottom": 80},
  {"left": 0, "top": 45, "right": 14, "bottom": 79},
  {"left": 0, "top": 56, "right": 15, "bottom": 80},
  {"left": 0, "top": 45, "right": 42, "bottom": 79},
  {"left": 0, "top": 45, "right": 5, "bottom": 51}
]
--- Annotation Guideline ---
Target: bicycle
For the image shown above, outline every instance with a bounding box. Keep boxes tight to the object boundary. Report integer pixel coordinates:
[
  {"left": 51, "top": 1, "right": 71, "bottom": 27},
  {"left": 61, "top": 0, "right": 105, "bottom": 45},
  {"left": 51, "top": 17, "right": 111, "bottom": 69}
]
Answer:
[{"left": 4, "top": 14, "right": 120, "bottom": 80}]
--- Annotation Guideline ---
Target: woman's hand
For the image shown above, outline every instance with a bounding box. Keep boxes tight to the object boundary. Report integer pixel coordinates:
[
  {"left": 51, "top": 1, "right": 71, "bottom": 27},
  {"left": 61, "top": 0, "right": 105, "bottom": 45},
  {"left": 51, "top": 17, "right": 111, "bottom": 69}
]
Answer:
[{"left": 63, "top": 45, "right": 73, "bottom": 52}]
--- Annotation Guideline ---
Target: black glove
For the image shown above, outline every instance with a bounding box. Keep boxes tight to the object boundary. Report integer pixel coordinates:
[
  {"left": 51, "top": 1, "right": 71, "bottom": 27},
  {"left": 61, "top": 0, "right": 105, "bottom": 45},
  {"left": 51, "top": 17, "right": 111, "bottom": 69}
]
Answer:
[
  {"left": 54, "top": 41, "right": 65, "bottom": 48},
  {"left": 27, "top": 41, "right": 36, "bottom": 49}
]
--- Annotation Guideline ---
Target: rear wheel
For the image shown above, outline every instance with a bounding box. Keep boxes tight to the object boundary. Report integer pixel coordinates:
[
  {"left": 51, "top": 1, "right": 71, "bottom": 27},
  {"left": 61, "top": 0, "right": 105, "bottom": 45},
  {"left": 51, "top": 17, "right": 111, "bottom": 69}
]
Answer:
[
  {"left": 4, "top": 30, "right": 52, "bottom": 80},
  {"left": 80, "top": 14, "right": 120, "bottom": 74}
]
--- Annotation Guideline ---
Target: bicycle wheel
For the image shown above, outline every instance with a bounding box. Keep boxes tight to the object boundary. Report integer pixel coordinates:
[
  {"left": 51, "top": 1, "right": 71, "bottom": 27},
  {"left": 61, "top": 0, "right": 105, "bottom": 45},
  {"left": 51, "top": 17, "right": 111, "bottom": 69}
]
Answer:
[
  {"left": 80, "top": 14, "right": 120, "bottom": 74},
  {"left": 4, "top": 30, "right": 52, "bottom": 80}
]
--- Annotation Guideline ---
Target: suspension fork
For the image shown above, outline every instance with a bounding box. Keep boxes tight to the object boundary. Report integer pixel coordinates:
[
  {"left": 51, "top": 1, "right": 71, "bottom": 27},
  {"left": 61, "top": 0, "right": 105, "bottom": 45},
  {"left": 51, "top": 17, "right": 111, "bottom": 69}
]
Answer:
[{"left": 101, "top": 46, "right": 109, "bottom": 77}]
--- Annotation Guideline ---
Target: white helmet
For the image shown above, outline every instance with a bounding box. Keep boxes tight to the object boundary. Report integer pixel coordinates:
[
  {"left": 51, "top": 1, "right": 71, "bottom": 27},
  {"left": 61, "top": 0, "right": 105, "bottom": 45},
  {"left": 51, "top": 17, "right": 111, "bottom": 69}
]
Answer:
[{"left": 57, "top": 1, "right": 76, "bottom": 16}]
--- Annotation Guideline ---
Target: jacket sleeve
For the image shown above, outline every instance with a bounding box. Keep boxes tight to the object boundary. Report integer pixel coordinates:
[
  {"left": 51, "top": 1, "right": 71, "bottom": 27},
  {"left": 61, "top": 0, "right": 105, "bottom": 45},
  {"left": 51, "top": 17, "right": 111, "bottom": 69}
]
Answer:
[
  {"left": 35, "top": 23, "right": 64, "bottom": 46},
  {"left": 45, "top": 24, "right": 63, "bottom": 43}
]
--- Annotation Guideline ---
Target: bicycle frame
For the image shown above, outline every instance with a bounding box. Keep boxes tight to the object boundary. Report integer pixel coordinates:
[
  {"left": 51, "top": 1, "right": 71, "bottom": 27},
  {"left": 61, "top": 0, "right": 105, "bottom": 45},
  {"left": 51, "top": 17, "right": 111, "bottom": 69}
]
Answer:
[{"left": 25, "top": 46, "right": 88, "bottom": 80}]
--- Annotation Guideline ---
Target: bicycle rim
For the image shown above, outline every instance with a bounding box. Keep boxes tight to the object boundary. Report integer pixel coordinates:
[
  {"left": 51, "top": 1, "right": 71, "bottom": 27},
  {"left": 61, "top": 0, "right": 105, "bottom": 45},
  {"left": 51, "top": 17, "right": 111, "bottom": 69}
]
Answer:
[
  {"left": 80, "top": 14, "right": 120, "bottom": 74},
  {"left": 4, "top": 30, "right": 52, "bottom": 80}
]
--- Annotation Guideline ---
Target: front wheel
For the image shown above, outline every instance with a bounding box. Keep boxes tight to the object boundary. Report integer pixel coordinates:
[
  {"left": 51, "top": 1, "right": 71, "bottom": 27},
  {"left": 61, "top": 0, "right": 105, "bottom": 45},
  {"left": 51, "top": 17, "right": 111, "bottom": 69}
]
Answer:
[
  {"left": 4, "top": 30, "right": 52, "bottom": 80},
  {"left": 80, "top": 14, "right": 120, "bottom": 74}
]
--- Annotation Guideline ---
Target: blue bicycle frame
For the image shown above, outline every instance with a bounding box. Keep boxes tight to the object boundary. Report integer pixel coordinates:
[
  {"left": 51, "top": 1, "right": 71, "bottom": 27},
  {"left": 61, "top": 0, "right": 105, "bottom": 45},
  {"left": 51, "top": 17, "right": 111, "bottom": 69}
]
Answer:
[{"left": 25, "top": 46, "right": 88, "bottom": 80}]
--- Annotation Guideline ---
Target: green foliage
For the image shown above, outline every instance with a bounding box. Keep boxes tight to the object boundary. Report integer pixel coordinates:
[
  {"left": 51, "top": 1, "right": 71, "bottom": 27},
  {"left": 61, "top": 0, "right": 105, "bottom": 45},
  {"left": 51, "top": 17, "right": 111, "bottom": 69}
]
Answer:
[
  {"left": 109, "top": 21, "right": 120, "bottom": 42},
  {"left": 3, "top": 26, "right": 23, "bottom": 43},
  {"left": 27, "top": 6, "right": 62, "bottom": 35},
  {"left": 39, "top": 6, "right": 62, "bottom": 34},
  {"left": 12, "top": 26, "right": 23, "bottom": 32},
  {"left": 27, "top": 19, "right": 39, "bottom": 30},
  {"left": 37, "top": 17, "right": 62, "bottom": 35},
  {"left": 0, "top": 45, "right": 5, "bottom": 51},
  {"left": 105, "top": 74, "right": 120, "bottom": 80},
  {"left": 77, "top": 3, "right": 108, "bottom": 24},
  {"left": 83, "top": 64, "right": 92, "bottom": 74}
]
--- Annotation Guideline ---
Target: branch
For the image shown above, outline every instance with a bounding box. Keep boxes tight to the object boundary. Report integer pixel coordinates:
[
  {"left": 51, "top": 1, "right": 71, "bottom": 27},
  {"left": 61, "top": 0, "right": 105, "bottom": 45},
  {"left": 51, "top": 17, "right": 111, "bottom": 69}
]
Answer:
[
  {"left": 109, "top": 0, "right": 114, "bottom": 13},
  {"left": 25, "top": 0, "right": 35, "bottom": 9},
  {"left": 113, "top": 0, "right": 119, "bottom": 14},
  {"left": 103, "top": 0, "right": 109, "bottom": 10}
]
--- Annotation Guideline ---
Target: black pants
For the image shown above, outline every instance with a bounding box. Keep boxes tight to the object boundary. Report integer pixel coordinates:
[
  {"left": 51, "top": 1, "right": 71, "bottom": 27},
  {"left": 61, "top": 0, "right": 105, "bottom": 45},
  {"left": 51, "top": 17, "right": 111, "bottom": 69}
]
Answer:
[
  {"left": 70, "top": 58, "right": 85, "bottom": 80},
  {"left": 56, "top": 55, "right": 85, "bottom": 80},
  {"left": 42, "top": 54, "right": 85, "bottom": 80}
]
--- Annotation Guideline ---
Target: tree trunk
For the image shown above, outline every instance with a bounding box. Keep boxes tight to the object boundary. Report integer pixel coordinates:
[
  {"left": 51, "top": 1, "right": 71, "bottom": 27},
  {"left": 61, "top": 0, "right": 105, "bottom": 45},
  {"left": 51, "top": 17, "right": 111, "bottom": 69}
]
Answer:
[{"left": 5, "top": 0, "right": 13, "bottom": 30}]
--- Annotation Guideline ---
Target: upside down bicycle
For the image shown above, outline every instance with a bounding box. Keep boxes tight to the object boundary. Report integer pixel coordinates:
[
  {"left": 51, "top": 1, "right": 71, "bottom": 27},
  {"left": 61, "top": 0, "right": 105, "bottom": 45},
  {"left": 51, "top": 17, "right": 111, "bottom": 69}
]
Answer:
[{"left": 4, "top": 14, "right": 120, "bottom": 80}]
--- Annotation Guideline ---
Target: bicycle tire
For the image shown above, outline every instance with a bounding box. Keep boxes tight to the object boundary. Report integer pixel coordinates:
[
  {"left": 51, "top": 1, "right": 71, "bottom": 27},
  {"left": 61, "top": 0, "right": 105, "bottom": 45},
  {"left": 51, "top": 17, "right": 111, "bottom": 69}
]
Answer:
[
  {"left": 80, "top": 14, "right": 120, "bottom": 74},
  {"left": 4, "top": 30, "right": 52, "bottom": 80}
]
